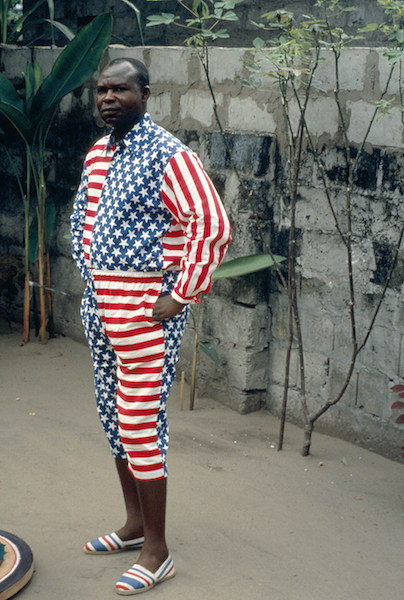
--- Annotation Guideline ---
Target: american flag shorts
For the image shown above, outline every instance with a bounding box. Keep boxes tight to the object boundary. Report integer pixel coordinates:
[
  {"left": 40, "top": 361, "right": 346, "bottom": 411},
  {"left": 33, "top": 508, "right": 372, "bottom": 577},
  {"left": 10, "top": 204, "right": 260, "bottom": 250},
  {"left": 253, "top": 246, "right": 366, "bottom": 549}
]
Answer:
[{"left": 92, "top": 270, "right": 188, "bottom": 480}]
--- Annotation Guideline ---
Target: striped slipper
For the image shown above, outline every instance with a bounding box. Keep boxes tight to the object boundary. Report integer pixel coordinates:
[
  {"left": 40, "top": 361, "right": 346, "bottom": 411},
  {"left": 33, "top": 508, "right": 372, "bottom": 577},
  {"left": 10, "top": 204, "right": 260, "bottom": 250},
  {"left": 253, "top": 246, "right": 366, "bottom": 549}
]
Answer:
[
  {"left": 83, "top": 532, "right": 144, "bottom": 554},
  {"left": 115, "top": 555, "right": 176, "bottom": 595}
]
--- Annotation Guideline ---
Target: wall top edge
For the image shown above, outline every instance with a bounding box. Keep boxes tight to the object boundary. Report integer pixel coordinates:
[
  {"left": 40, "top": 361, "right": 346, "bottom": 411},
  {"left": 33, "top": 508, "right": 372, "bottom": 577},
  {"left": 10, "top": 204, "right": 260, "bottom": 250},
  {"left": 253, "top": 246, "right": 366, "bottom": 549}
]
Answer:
[{"left": 0, "top": 44, "right": 390, "bottom": 53}]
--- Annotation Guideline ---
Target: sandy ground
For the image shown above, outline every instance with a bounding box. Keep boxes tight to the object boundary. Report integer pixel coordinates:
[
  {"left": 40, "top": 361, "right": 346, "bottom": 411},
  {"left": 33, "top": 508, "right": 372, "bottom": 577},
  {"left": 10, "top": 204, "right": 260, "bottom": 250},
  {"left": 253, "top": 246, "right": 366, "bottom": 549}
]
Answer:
[{"left": 1, "top": 321, "right": 404, "bottom": 600}]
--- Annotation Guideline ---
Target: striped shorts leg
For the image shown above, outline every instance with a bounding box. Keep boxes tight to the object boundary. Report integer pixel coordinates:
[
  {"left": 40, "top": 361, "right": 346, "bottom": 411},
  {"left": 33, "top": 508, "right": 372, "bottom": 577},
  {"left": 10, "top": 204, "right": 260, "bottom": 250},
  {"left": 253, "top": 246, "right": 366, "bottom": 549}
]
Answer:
[
  {"left": 80, "top": 277, "right": 126, "bottom": 458},
  {"left": 92, "top": 270, "right": 188, "bottom": 481}
]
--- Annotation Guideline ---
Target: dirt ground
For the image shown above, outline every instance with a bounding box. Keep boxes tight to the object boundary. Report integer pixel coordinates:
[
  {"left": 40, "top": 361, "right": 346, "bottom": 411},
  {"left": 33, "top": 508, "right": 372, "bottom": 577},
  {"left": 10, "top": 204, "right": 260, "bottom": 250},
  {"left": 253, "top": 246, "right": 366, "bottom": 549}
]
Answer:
[{"left": 1, "top": 321, "right": 403, "bottom": 600}]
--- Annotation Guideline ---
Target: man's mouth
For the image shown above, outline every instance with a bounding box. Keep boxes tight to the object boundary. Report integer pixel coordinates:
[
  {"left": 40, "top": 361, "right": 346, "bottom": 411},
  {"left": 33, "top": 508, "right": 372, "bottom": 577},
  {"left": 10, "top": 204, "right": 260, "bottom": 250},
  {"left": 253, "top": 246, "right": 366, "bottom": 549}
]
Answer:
[{"left": 101, "top": 108, "right": 119, "bottom": 117}]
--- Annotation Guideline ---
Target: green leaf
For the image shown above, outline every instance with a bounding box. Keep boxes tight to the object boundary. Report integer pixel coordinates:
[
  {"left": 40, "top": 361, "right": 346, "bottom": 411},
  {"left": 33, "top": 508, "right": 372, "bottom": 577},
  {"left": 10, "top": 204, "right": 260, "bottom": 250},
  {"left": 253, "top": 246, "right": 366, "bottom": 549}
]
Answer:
[
  {"left": 253, "top": 36, "right": 266, "bottom": 49},
  {"left": 0, "top": 73, "right": 33, "bottom": 142},
  {"left": 7, "top": 0, "right": 48, "bottom": 43},
  {"left": 357, "top": 23, "right": 379, "bottom": 33},
  {"left": 146, "top": 13, "right": 177, "bottom": 26},
  {"left": 0, "top": 71, "right": 26, "bottom": 114},
  {"left": 199, "top": 341, "right": 219, "bottom": 364},
  {"left": 208, "top": 28, "right": 229, "bottom": 39},
  {"left": 119, "top": 0, "right": 144, "bottom": 45},
  {"left": 220, "top": 10, "right": 238, "bottom": 21},
  {"left": 212, "top": 253, "right": 286, "bottom": 280},
  {"left": 25, "top": 61, "right": 43, "bottom": 113},
  {"left": 33, "top": 102, "right": 58, "bottom": 140},
  {"left": 31, "top": 13, "right": 112, "bottom": 118},
  {"left": 218, "top": 0, "right": 244, "bottom": 8},
  {"left": 44, "top": 18, "right": 75, "bottom": 41}
]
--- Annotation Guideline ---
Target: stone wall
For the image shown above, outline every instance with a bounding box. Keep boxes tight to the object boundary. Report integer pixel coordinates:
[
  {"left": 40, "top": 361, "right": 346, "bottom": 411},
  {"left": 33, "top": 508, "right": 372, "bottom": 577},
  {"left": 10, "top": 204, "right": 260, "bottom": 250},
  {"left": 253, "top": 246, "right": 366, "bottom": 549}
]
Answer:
[{"left": 1, "top": 43, "right": 404, "bottom": 459}]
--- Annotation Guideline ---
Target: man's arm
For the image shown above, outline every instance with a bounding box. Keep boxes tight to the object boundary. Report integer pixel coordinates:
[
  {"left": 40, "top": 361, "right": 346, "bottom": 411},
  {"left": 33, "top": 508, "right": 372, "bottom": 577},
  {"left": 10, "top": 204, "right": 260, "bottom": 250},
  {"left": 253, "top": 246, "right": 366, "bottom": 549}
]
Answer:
[
  {"left": 70, "top": 164, "right": 90, "bottom": 282},
  {"left": 161, "top": 150, "right": 231, "bottom": 305}
]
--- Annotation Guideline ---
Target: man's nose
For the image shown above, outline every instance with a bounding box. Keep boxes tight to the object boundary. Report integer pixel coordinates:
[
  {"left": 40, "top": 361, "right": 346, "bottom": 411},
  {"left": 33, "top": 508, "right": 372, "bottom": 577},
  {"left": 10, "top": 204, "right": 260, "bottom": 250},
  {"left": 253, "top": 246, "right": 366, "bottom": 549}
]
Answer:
[{"left": 104, "top": 89, "right": 115, "bottom": 102}]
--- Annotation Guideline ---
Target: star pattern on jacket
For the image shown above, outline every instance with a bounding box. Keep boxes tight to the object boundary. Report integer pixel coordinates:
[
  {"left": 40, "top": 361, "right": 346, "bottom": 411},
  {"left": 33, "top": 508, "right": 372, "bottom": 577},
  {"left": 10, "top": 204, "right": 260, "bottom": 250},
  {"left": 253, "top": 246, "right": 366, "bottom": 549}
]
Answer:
[{"left": 90, "top": 116, "right": 188, "bottom": 273}]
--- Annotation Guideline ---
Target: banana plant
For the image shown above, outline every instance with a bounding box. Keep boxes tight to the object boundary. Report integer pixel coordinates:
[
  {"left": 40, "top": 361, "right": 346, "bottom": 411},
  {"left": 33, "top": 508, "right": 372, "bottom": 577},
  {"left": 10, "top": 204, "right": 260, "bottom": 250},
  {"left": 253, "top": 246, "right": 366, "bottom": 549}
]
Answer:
[
  {"left": 0, "top": 0, "right": 62, "bottom": 45},
  {"left": 0, "top": 12, "right": 112, "bottom": 342}
]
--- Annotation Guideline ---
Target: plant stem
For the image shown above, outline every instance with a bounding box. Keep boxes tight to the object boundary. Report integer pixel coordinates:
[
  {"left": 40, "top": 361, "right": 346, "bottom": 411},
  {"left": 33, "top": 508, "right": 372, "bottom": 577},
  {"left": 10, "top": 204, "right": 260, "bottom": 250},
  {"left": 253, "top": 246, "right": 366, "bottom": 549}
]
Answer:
[{"left": 189, "top": 299, "right": 202, "bottom": 410}]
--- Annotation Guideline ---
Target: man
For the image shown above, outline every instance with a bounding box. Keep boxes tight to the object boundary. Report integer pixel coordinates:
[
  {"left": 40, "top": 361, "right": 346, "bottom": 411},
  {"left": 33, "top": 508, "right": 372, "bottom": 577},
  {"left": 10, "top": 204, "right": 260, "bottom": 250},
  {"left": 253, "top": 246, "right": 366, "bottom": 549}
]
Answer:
[{"left": 70, "top": 57, "right": 231, "bottom": 595}]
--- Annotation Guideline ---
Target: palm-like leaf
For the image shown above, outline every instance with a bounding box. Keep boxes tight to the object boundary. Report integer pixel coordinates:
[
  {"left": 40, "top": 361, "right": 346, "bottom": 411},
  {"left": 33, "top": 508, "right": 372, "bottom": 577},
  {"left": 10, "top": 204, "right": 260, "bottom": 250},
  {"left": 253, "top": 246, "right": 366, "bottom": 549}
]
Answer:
[
  {"left": 0, "top": 73, "right": 33, "bottom": 141},
  {"left": 212, "top": 253, "right": 285, "bottom": 280},
  {"left": 44, "top": 18, "right": 75, "bottom": 41},
  {"left": 24, "top": 61, "right": 43, "bottom": 114},
  {"left": 7, "top": 0, "right": 48, "bottom": 43},
  {"left": 31, "top": 12, "right": 112, "bottom": 117}
]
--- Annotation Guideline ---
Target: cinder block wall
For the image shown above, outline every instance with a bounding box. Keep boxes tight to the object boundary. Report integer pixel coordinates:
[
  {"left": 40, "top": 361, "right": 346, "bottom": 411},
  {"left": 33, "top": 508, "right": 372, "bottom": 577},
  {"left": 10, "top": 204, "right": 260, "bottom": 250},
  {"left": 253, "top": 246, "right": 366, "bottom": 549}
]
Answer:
[{"left": 1, "top": 44, "right": 404, "bottom": 459}]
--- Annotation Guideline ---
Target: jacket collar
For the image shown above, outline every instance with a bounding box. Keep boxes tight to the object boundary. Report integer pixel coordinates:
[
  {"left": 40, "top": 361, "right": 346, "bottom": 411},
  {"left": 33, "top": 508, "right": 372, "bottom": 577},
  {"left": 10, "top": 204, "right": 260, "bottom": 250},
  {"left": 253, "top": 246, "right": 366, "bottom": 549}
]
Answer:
[{"left": 107, "top": 113, "right": 153, "bottom": 151}]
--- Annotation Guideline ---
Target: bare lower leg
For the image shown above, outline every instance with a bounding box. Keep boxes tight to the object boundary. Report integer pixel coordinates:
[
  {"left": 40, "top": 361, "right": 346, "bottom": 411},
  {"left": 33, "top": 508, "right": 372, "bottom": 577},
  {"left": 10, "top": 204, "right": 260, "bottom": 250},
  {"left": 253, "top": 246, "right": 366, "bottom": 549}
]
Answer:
[
  {"left": 135, "top": 476, "right": 169, "bottom": 573},
  {"left": 114, "top": 457, "right": 144, "bottom": 541}
]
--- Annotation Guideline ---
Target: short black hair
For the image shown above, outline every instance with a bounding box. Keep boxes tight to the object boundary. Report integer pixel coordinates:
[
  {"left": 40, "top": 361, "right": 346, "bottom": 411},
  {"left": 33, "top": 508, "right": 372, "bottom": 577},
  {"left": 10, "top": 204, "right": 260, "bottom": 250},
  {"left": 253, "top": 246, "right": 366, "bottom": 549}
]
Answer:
[{"left": 107, "top": 58, "right": 149, "bottom": 88}]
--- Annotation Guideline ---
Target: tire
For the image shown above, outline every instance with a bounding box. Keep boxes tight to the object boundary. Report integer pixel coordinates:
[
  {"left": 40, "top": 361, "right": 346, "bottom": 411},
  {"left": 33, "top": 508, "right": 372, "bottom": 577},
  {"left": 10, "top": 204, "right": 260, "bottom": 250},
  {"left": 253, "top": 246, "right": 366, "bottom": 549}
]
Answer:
[{"left": 0, "top": 530, "right": 34, "bottom": 600}]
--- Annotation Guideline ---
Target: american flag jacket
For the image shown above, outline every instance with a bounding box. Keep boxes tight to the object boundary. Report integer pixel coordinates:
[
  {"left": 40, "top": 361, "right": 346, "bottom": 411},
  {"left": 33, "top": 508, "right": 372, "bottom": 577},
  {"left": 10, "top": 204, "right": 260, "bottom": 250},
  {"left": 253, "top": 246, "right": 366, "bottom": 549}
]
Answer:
[{"left": 71, "top": 113, "right": 231, "bottom": 304}]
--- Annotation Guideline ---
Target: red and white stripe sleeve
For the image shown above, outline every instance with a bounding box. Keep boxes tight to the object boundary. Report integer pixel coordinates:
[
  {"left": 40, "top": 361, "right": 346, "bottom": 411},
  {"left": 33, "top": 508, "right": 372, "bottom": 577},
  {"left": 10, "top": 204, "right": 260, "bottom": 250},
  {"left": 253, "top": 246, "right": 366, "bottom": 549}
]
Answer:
[{"left": 161, "top": 150, "right": 231, "bottom": 304}]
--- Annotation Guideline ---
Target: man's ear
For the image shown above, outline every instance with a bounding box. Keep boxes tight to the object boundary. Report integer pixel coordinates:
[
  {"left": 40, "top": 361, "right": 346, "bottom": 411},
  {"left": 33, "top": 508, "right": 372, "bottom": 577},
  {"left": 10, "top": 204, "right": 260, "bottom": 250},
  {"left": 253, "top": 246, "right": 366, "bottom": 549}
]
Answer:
[{"left": 142, "top": 86, "right": 151, "bottom": 103}]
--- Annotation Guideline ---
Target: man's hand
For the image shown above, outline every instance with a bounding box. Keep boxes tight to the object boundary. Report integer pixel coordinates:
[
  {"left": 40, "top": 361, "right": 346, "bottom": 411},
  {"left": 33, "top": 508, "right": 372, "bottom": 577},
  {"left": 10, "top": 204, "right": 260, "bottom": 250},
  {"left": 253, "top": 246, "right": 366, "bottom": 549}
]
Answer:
[{"left": 152, "top": 295, "right": 185, "bottom": 322}]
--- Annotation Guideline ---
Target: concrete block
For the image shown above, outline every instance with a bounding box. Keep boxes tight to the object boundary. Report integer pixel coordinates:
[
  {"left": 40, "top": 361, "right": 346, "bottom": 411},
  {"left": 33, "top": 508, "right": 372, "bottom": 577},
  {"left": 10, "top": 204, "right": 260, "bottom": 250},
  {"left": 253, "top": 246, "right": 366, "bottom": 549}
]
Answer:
[
  {"left": 328, "top": 360, "right": 357, "bottom": 407},
  {"left": 298, "top": 230, "right": 348, "bottom": 282},
  {"left": 204, "top": 48, "right": 245, "bottom": 85},
  {"left": 302, "top": 351, "right": 330, "bottom": 403},
  {"left": 296, "top": 187, "right": 341, "bottom": 233},
  {"left": 54, "top": 221, "right": 72, "bottom": 259},
  {"left": 202, "top": 298, "right": 269, "bottom": 351},
  {"left": 0, "top": 46, "right": 31, "bottom": 81},
  {"left": 355, "top": 368, "right": 391, "bottom": 419},
  {"left": 148, "top": 93, "right": 172, "bottom": 124},
  {"left": 347, "top": 100, "right": 404, "bottom": 148},
  {"left": 378, "top": 49, "right": 401, "bottom": 95},
  {"left": 270, "top": 304, "right": 295, "bottom": 346},
  {"left": 228, "top": 97, "right": 276, "bottom": 133},
  {"left": 107, "top": 45, "right": 150, "bottom": 66},
  {"left": 351, "top": 239, "right": 377, "bottom": 286},
  {"left": 246, "top": 348, "right": 270, "bottom": 389},
  {"left": 222, "top": 348, "right": 249, "bottom": 389},
  {"left": 315, "top": 48, "right": 369, "bottom": 92},
  {"left": 179, "top": 91, "right": 217, "bottom": 128},
  {"left": 331, "top": 319, "right": 357, "bottom": 366},
  {"left": 33, "top": 46, "right": 63, "bottom": 79},
  {"left": 269, "top": 342, "right": 300, "bottom": 389},
  {"left": 398, "top": 332, "right": 404, "bottom": 379},
  {"left": 50, "top": 256, "right": 85, "bottom": 339},
  {"left": 299, "top": 312, "right": 335, "bottom": 355},
  {"left": 359, "top": 325, "right": 401, "bottom": 378},
  {"left": 288, "top": 97, "right": 340, "bottom": 139},
  {"left": 147, "top": 47, "right": 191, "bottom": 86}
]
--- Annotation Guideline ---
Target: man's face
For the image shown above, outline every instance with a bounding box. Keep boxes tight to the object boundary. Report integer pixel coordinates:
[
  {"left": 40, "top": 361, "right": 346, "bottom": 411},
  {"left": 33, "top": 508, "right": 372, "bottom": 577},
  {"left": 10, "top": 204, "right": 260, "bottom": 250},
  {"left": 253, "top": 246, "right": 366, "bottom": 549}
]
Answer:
[{"left": 96, "top": 62, "right": 149, "bottom": 137}]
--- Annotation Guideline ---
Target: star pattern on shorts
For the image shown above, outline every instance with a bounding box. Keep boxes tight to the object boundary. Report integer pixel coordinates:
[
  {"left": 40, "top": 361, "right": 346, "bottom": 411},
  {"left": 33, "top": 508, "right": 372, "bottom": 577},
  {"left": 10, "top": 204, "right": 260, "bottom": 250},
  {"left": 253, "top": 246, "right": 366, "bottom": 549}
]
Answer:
[{"left": 81, "top": 278, "right": 125, "bottom": 458}]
